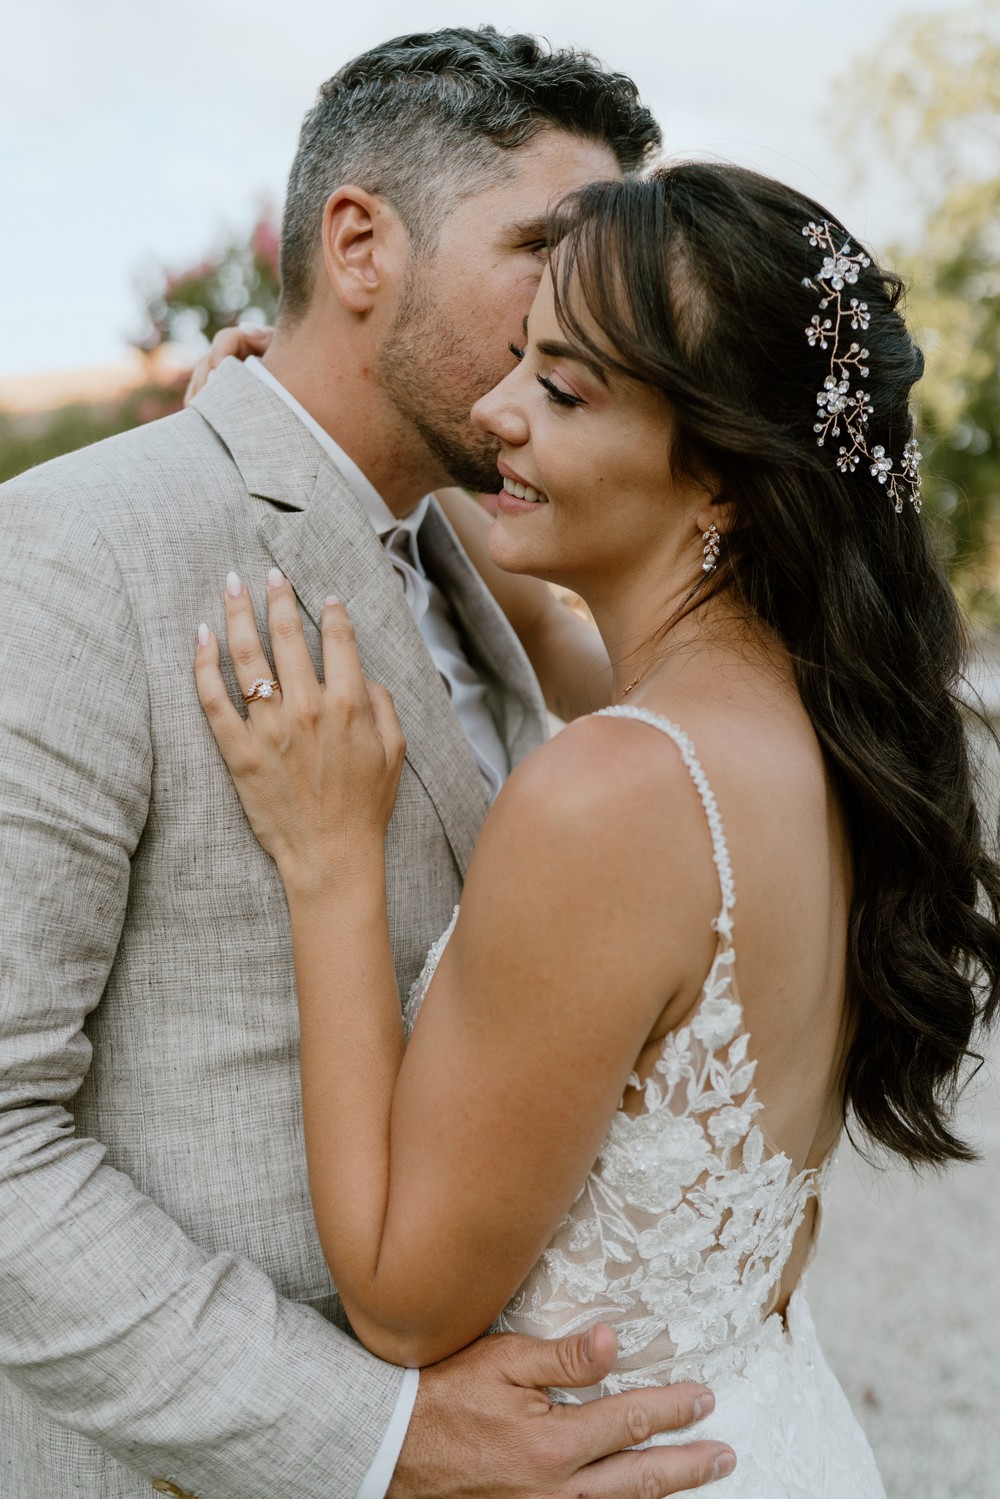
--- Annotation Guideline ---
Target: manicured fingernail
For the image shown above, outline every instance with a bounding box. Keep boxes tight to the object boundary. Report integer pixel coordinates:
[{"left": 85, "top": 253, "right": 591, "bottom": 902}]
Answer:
[
  {"left": 324, "top": 595, "right": 340, "bottom": 607},
  {"left": 197, "top": 623, "right": 210, "bottom": 647},
  {"left": 713, "top": 1452, "right": 736, "bottom": 1479},
  {"left": 693, "top": 1391, "right": 715, "bottom": 1419},
  {"left": 226, "top": 571, "right": 242, "bottom": 598},
  {"left": 267, "top": 567, "right": 285, "bottom": 588}
]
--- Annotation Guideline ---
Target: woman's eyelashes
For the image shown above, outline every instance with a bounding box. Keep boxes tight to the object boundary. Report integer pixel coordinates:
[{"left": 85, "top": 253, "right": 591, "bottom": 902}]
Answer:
[
  {"left": 536, "top": 374, "right": 585, "bottom": 409},
  {"left": 506, "top": 343, "right": 586, "bottom": 409}
]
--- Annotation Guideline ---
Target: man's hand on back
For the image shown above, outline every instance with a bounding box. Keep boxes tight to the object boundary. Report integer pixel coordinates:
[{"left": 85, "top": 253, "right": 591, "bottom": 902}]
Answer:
[{"left": 389, "top": 1324, "right": 735, "bottom": 1498}]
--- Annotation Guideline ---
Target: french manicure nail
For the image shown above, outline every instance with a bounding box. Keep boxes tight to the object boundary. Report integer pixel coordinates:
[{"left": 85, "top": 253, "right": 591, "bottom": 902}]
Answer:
[
  {"left": 197, "top": 623, "right": 210, "bottom": 647},
  {"left": 324, "top": 595, "right": 340, "bottom": 607},
  {"left": 267, "top": 567, "right": 284, "bottom": 588},
  {"left": 693, "top": 1391, "right": 715, "bottom": 1420},
  {"left": 712, "top": 1452, "right": 736, "bottom": 1480},
  {"left": 225, "top": 571, "right": 242, "bottom": 598}
]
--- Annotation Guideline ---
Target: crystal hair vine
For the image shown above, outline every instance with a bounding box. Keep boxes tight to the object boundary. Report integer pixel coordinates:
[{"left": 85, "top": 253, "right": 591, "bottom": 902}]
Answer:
[{"left": 802, "top": 220, "right": 922, "bottom": 514}]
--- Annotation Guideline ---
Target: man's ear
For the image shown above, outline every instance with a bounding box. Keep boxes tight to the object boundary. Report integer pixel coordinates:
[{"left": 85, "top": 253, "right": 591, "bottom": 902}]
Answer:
[{"left": 319, "top": 186, "right": 406, "bottom": 314}]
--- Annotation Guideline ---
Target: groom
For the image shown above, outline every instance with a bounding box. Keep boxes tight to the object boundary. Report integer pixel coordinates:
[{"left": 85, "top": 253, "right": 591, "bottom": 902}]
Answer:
[{"left": 0, "top": 28, "right": 732, "bottom": 1499}]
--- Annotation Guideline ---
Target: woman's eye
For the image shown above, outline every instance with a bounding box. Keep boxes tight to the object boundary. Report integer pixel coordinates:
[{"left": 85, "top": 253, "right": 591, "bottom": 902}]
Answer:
[
  {"left": 537, "top": 374, "right": 585, "bottom": 409},
  {"left": 508, "top": 342, "right": 525, "bottom": 361}
]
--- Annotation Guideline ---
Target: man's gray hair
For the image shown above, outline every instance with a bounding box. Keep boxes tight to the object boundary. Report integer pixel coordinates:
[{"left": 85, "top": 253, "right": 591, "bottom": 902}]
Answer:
[{"left": 279, "top": 26, "right": 661, "bottom": 320}]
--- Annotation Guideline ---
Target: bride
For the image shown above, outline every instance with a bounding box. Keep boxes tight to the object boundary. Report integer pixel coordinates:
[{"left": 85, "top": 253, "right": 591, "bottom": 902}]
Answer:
[{"left": 193, "top": 162, "right": 1000, "bottom": 1495}]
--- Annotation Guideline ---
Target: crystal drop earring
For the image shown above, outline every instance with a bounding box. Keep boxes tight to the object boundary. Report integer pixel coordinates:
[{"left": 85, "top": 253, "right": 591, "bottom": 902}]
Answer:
[{"left": 702, "top": 523, "right": 721, "bottom": 573}]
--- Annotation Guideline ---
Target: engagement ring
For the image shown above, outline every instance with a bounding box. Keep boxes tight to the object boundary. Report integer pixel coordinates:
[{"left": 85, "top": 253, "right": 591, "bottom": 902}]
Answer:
[{"left": 243, "top": 678, "right": 280, "bottom": 704}]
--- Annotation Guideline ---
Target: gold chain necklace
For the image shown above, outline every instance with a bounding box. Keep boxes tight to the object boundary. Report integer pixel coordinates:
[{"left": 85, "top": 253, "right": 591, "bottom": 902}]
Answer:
[{"left": 619, "top": 661, "right": 653, "bottom": 700}]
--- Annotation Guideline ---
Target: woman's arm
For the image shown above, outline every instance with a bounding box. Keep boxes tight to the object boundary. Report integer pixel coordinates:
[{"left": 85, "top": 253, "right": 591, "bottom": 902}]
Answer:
[
  {"left": 195, "top": 578, "right": 713, "bottom": 1367},
  {"left": 435, "top": 487, "right": 612, "bottom": 719}
]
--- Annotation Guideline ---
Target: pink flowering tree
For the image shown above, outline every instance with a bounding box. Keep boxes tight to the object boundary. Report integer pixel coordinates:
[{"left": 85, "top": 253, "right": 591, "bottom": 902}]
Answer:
[
  {"left": 0, "top": 208, "right": 283, "bottom": 482},
  {"left": 134, "top": 207, "right": 281, "bottom": 355}
]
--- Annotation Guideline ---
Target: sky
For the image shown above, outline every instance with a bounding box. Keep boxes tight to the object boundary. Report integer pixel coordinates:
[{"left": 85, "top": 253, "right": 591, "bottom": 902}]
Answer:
[{"left": 2, "top": 0, "right": 966, "bottom": 379}]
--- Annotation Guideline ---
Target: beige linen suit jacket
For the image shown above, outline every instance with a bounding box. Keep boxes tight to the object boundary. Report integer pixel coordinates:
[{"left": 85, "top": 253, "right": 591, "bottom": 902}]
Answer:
[{"left": 0, "top": 358, "right": 547, "bottom": 1498}]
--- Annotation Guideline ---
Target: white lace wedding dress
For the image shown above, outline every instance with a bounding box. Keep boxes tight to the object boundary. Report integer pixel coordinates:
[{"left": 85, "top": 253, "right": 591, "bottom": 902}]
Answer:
[{"left": 406, "top": 706, "right": 887, "bottom": 1497}]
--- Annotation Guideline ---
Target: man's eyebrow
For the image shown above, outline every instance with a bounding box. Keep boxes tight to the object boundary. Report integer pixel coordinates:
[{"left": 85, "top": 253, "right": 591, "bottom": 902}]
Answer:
[
  {"left": 507, "top": 218, "right": 550, "bottom": 244},
  {"left": 536, "top": 338, "right": 610, "bottom": 387}
]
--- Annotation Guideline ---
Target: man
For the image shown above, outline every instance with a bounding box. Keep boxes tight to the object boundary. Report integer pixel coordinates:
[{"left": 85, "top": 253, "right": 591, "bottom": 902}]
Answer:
[{"left": 0, "top": 28, "right": 734, "bottom": 1498}]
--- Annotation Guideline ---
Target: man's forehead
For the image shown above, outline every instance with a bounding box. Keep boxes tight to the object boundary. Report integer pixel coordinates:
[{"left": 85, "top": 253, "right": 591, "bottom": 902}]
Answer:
[
  {"left": 501, "top": 130, "right": 622, "bottom": 198},
  {"left": 459, "top": 132, "right": 620, "bottom": 243}
]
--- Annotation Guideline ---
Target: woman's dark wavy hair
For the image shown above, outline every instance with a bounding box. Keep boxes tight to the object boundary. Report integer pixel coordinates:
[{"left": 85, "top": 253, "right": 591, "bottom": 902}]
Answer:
[{"left": 549, "top": 162, "right": 1000, "bottom": 1167}]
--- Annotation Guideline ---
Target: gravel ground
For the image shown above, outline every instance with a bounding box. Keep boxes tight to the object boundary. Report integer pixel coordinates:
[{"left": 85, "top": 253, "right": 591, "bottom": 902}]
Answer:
[{"left": 809, "top": 1018, "right": 1000, "bottom": 1497}]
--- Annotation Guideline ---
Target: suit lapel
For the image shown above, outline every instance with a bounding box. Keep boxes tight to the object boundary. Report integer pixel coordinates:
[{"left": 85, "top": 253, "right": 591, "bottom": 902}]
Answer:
[
  {"left": 192, "top": 359, "right": 489, "bottom": 876},
  {"left": 419, "top": 501, "right": 549, "bottom": 768}
]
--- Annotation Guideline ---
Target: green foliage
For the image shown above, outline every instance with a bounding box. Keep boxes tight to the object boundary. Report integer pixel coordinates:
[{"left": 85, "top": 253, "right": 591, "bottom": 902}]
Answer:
[
  {"left": 0, "top": 206, "right": 279, "bottom": 486},
  {"left": 840, "top": 0, "right": 1000, "bottom": 615},
  {"left": 0, "top": 378, "right": 186, "bottom": 486},
  {"left": 844, "top": 3, "right": 999, "bottom": 198},
  {"left": 907, "top": 180, "right": 1000, "bottom": 615},
  {"left": 135, "top": 208, "right": 280, "bottom": 354}
]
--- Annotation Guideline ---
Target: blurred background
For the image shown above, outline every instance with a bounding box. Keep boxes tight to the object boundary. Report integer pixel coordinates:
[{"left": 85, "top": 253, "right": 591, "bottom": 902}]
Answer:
[{"left": 3, "top": 2, "right": 998, "bottom": 1494}]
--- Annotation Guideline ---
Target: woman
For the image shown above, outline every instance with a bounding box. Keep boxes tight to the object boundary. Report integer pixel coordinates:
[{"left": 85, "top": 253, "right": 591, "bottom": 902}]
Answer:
[{"left": 194, "top": 164, "right": 1000, "bottom": 1495}]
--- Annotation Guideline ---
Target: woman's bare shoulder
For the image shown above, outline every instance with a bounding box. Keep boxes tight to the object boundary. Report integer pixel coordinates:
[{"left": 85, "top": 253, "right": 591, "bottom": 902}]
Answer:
[
  {"left": 492, "top": 710, "right": 715, "bottom": 842},
  {"left": 462, "top": 713, "right": 726, "bottom": 973}
]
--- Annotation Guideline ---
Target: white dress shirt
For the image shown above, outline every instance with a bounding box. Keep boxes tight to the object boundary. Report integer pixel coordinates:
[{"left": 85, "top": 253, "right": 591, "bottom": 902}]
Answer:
[{"left": 246, "top": 357, "right": 509, "bottom": 800}]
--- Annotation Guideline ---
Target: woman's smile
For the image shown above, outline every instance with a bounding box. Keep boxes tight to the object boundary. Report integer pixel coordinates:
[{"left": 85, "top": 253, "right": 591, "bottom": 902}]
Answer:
[{"left": 497, "top": 460, "right": 550, "bottom": 514}]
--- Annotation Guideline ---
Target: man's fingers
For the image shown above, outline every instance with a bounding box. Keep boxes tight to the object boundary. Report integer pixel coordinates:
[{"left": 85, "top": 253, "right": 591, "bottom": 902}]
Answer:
[
  {"left": 223, "top": 574, "right": 278, "bottom": 705},
  {"left": 552, "top": 1382, "right": 717, "bottom": 1467},
  {"left": 568, "top": 1440, "right": 736, "bottom": 1498},
  {"left": 500, "top": 1324, "right": 618, "bottom": 1393},
  {"left": 193, "top": 624, "right": 249, "bottom": 766}
]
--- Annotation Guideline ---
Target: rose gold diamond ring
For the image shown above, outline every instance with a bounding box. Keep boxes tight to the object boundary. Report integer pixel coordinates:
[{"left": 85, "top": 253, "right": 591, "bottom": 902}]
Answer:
[{"left": 243, "top": 677, "right": 280, "bottom": 704}]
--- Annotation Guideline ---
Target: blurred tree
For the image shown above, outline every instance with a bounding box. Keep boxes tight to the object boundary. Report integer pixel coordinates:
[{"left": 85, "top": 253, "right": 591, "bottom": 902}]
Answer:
[
  {"left": 134, "top": 206, "right": 280, "bottom": 356},
  {"left": 0, "top": 376, "right": 187, "bottom": 486},
  {"left": 841, "top": 0, "right": 1000, "bottom": 615},
  {"left": 0, "top": 206, "right": 279, "bottom": 483}
]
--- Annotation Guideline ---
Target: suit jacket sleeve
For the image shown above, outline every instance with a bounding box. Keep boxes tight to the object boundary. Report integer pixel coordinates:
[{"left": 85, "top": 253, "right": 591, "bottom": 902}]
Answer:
[{"left": 0, "top": 479, "right": 405, "bottom": 1499}]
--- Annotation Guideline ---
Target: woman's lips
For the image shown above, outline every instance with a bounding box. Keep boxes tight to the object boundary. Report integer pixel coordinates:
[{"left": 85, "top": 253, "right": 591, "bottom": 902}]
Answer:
[
  {"left": 496, "top": 486, "right": 549, "bottom": 517},
  {"left": 499, "top": 474, "right": 548, "bottom": 504},
  {"left": 502, "top": 477, "right": 547, "bottom": 504}
]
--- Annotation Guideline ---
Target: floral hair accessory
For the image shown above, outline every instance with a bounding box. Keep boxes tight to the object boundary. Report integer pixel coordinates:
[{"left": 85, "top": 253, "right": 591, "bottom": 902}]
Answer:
[{"left": 802, "top": 221, "right": 922, "bottom": 514}]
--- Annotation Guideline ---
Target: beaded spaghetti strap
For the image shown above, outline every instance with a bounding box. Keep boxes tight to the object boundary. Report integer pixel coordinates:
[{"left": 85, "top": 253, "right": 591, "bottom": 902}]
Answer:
[{"left": 595, "top": 705, "right": 736, "bottom": 939}]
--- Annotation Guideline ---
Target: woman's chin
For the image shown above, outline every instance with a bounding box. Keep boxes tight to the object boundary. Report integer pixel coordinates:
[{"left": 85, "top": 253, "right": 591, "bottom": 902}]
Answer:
[{"left": 486, "top": 519, "right": 556, "bottom": 578}]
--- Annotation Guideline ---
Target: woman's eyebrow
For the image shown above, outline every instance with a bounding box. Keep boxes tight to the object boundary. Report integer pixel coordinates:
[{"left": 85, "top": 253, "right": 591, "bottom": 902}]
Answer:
[{"left": 535, "top": 337, "right": 609, "bottom": 387}]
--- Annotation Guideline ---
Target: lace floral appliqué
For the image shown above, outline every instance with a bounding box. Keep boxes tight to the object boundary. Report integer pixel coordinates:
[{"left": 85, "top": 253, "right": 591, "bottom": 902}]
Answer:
[{"left": 404, "top": 708, "right": 885, "bottom": 1495}]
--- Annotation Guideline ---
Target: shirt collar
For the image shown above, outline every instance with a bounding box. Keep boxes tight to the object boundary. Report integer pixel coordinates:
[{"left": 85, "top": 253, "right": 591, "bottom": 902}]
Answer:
[{"left": 245, "top": 356, "right": 430, "bottom": 539}]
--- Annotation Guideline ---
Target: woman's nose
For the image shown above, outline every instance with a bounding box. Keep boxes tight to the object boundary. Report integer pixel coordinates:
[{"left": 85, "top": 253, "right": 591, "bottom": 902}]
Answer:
[{"left": 471, "top": 377, "right": 528, "bottom": 446}]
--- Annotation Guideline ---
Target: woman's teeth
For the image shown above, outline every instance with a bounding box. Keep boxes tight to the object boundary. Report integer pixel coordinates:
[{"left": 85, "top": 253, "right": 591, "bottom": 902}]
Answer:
[{"left": 502, "top": 477, "right": 548, "bottom": 503}]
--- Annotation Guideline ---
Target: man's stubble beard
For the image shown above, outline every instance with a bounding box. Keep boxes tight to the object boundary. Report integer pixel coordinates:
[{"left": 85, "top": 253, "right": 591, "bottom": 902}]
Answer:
[{"left": 373, "top": 273, "right": 504, "bottom": 494}]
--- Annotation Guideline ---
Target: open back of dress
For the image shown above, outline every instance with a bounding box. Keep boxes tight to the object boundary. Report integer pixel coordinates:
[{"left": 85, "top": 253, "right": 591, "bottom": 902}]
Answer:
[{"left": 406, "top": 706, "right": 887, "bottom": 1497}]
